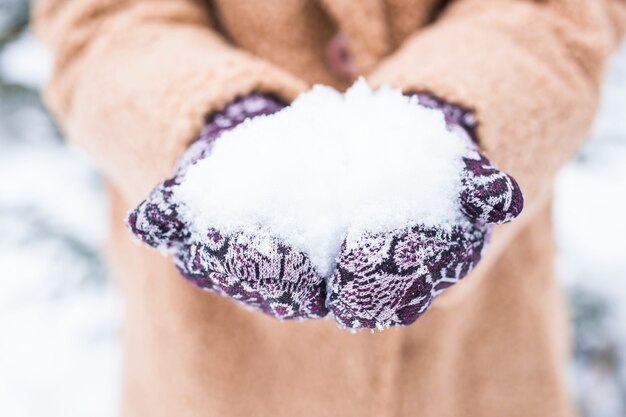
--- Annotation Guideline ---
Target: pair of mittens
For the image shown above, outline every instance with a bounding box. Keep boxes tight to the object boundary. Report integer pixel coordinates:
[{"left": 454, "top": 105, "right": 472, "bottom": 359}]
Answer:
[{"left": 128, "top": 93, "right": 523, "bottom": 329}]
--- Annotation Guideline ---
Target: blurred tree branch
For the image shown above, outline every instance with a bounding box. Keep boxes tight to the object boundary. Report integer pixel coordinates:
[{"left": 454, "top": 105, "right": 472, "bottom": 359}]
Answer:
[{"left": 0, "top": 0, "right": 29, "bottom": 48}]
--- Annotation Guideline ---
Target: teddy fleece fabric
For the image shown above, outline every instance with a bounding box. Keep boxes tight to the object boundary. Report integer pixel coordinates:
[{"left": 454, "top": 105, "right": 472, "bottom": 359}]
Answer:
[{"left": 33, "top": 0, "right": 626, "bottom": 416}]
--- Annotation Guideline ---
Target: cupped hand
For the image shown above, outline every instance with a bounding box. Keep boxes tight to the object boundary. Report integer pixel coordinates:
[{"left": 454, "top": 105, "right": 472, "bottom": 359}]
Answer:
[
  {"left": 326, "top": 94, "right": 523, "bottom": 329},
  {"left": 128, "top": 94, "right": 329, "bottom": 320}
]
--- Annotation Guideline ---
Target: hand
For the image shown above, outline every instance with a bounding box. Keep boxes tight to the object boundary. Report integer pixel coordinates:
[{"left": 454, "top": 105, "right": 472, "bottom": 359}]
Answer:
[
  {"left": 128, "top": 94, "right": 329, "bottom": 320},
  {"left": 326, "top": 94, "right": 523, "bottom": 329}
]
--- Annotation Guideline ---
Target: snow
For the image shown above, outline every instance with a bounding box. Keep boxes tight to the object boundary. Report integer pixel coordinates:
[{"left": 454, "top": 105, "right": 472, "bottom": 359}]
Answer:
[
  {"left": 0, "top": 143, "right": 121, "bottom": 417},
  {"left": 0, "top": 30, "right": 51, "bottom": 89},
  {"left": 0, "top": 25, "right": 120, "bottom": 417},
  {"left": 176, "top": 79, "right": 468, "bottom": 276}
]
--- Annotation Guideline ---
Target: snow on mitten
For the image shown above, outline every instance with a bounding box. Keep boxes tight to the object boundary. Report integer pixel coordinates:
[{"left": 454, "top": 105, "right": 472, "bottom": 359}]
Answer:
[
  {"left": 327, "top": 95, "right": 524, "bottom": 329},
  {"left": 416, "top": 94, "right": 524, "bottom": 224},
  {"left": 127, "top": 94, "right": 329, "bottom": 320}
]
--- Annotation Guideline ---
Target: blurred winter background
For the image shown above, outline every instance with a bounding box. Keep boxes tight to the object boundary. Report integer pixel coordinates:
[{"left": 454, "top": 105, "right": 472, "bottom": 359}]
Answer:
[
  {"left": 0, "top": 2, "right": 625, "bottom": 417},
  {"left": 0, "top": 2, "right": 120, "bottom": 417}
]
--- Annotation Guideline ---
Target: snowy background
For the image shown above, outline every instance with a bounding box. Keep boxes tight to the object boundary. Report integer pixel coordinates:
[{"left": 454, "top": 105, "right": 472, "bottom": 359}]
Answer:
[{"left": 0, "top": 2, "right": 625, "bottom": 416}]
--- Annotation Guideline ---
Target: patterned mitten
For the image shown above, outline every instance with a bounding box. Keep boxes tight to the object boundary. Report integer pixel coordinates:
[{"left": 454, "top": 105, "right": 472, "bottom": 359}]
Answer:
[
  {"left": 326, "top": 94, "right": 524, "bottom": 329},
  {"left": 128, "top": 94, "right": 329, "bottom": 320}
]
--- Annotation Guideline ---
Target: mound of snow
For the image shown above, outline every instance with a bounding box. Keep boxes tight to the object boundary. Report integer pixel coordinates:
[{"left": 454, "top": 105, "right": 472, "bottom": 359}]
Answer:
[{"left": 174, "top": 79, "right": 468, "bottom": 276}]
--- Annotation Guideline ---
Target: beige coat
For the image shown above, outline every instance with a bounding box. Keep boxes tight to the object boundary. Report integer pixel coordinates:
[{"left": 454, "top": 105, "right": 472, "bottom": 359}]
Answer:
[{"left": 34, "top": 1, "right": 626, "bottom": 416}]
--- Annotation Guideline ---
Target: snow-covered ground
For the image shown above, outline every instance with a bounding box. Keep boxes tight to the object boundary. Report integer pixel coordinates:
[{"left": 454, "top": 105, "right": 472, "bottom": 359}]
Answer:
[{"left": 1, "top": 22, "right": 625, "bottom": 417}]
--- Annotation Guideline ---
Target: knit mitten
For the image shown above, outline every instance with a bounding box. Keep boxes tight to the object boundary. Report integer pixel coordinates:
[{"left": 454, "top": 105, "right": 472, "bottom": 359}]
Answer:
[
  {"left": 326, "top": 94, "right": 523, "bottom": 329},
  {"left": 128, "top": 94, "right": 329, "bottom": 320}
]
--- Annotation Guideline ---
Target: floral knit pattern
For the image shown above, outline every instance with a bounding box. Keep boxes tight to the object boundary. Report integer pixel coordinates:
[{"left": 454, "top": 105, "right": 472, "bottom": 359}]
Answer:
[
  {"left": 328, "top": 221, "right": 490, "bottom": 329},
  {"left": 127, "top": 93, "right": 524, "bottom": 329},
  {"left": 176, "top": 229, "right": 328, "bottom": 319},
  {"left": 460, "top": 149, "right": 524, "bottom": 224}
]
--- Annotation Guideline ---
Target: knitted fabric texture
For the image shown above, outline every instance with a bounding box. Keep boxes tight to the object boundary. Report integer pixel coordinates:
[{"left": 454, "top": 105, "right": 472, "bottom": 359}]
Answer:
[{"left": 127, "top": 93, "right": 523, "bottom": 328}]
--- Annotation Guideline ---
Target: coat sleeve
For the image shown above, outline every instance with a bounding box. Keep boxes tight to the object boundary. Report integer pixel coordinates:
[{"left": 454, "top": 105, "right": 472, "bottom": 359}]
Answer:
[
  {"left": 33, "top": 0, "right": 307, "bottom": 202},
  {"left": 369, "top": 0, "right": 626, "bottom": 226}
]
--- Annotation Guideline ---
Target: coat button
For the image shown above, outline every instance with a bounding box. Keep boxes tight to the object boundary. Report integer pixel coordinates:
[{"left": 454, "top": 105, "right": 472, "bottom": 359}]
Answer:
[{"left": 326, "top": 32, "right": 356, "bottom": 80}]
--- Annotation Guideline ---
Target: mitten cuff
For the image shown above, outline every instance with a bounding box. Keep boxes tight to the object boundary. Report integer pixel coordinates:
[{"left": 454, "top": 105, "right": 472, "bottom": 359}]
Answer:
[{"left": 410, "top": 92, "right": 479, "bottom": 144}]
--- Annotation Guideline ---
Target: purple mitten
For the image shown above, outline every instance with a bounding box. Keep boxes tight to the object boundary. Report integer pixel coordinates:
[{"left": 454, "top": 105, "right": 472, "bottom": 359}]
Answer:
[
  {"left": 128, "top": 94, "right": 329, "bottom": 320},
  {"left": 327, "top": 95, "right": 524, "bottom": 329}
]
